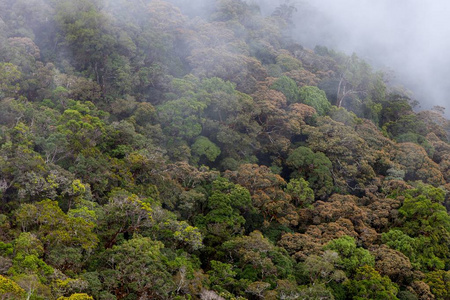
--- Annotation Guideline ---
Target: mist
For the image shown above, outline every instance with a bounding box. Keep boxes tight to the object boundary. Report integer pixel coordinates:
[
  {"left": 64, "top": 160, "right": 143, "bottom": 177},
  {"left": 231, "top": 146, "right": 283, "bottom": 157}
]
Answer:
[
  {"left": 289, "top": 0, "right": 450, "bottom": 115},
  {"left": 169, "top": 0, "right": 450, "bottom": 115}
]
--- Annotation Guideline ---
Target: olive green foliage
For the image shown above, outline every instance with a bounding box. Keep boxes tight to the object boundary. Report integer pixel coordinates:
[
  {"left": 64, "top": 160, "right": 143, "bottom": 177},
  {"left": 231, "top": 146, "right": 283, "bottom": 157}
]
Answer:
[
  {"left": 425, "top": 270, "right": 450, "bottom": 299},
  {"left": 346, "top": 265, "right": 399, "bottom": 299},
  {"left": 195, "top": 177, "right": 251, "bottom": 241},
  {"left": 158, "top": 96, "right": 206, "bottom": 139},
  {"left": 100, "top": 237, "right": 176, "bottom": 298},
  {"left": 299, "top": 284, "right": 335, "bottom": 300},
  {"left": 276, "top": 53, "right": 302, "bottom": 72},
  {"left": 0, "top": 0, "right": 450, "bottom": 299},
  {"left": 384, "top": 114, "right": 427, "bottom": 139},
  {"left": 57, "top": 294, "right": 94, "bottom": 300},
  {"left": 285, "top": 178, "right": 314, "bottom": 207},
  {"left": 286, "top": 146, "right": 334, "bottom": 197},
  {"left": 299, "top": 86, "right": 331, "bottom": 115},
  {"left": 221, "top": 231, "right": 295, "bottom": 286},
  {"left": 0, "top": 275, "right": 26, "bottom": 300},
  {"left": 191, "top": 136, "right": 221, "bottom": 163},
  {"left": 380, "top": 185, "right": 450, "bottom": 271},
  {"left": 270, "top": 76, "right": 300, "bottom": 103},
  {"left": 362, "top": 100, "right": 383, "bottom": 125},
  {"left": 399, "top": 198, "right": 450, "bottom": 269},
  {"left": 0, "top": 63, "right": 21, "bottom": 97},
  {"left": 396, "top": 132, "right": 434, "bottom": 156},
  {"left": 324, "top": 236, "right": 375, "bottom": 275}
]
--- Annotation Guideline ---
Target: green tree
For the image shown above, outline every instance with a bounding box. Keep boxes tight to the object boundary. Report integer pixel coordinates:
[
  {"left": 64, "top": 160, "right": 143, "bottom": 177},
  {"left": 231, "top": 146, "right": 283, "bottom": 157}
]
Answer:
[
  {"left": 100, "top": 237, "right": 175, "bottom": 299},
  {"left": 275, "top": 53, "right": 302, "bottom": 72},
  {"left": 270, "top": 76, "right": 300, "bottom": 104},
  {"left": 222, "top": 231, "right": 295, "bottom": 284},
  {"left": 336, "top": 53, "right": 373, "bottom": 108},
  {"left": 379, "top": 94, "right": 414, "bottom": 125},
  {"left": 207, "top": 260, "right": 237, "bottom": 291},
  {"left": 13, "top": 232, "right": 44, "bottom": 257},
  {"left": 286, "top": 146, "right": 334, "bottom": 197},
  {"left": 272, "top": 1, "right": 298, "bottom": 26},
  {"left": 298, "top": 284, "right": 335, "bottom": 300},
  {"left": 425, "top": 270, "right": 450, "bottom": 300},
  {"left": 55, "top": 0, "right": 116, "bottom": 92},
  {"left": 285, "top": 178, "right": 315, "bottom": 208},
  {"left": 191, "top": 136, "right": 221, "bottom": 164},
  {"left": 0, "top": 275, "right": 25, "bottom": 300},
  {"left": 7, "top": 254, "right": 53, "bottom": 287},
  {"left": 14, "top": 200, "right": 98, "bottom": 256},
  {"left": 157, "top": 97, "right": 206, "bottom": 140},
  {"left": 96, "top": 190, "right": 153, "bottom": 249},
  {"left": 323, "top": 236, "right": 375, "bottom": 275},
  {"left": 299, "top": 86, "right": 331, "bottom": 115},
  {"left": 383, "top": 114, "right": 427, "bottom": 139},
  {"left": 393, "top": 191, "right": 450, "bottom": 270},
  {"left": 0, "top": 62, "right": 21, "bottom": 98},
  {"left": 381, "top": 185, "right": 450, "bottom": 271},
  {"left": 56, "top": 105, "right": 106, "bottom": 156},
  {"left": 301, "top": 250, "right": 347, "bottom": 284},
  {"left": 303, "top": 115, "right": 378, "bottom": 194}
]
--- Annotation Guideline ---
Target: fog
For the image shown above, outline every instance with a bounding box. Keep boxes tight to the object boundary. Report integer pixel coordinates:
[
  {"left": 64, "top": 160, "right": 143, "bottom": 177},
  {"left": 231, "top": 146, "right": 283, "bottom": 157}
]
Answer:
[
  {"left": 289, "top": 0, "right": 450, "bottom": 115},
  {"left": 170, "top": 0, "right": 450, "bottom": 115}
]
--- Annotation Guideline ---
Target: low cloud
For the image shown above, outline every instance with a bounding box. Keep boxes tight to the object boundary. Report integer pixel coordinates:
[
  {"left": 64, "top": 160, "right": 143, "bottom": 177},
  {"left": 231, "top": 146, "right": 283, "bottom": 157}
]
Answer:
[
  {"left": 167, "top": 0, "right": 450, "bottom": 115},
  {"left": 291, "top": 0, "right": 450, "bottom": 114}
]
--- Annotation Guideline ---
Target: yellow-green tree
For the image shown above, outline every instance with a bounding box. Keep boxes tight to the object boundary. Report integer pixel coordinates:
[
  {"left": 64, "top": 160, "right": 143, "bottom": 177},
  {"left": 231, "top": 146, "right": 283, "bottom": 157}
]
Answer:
[{"left": 0, "top": 275, "right": 25, "bottom": 300}]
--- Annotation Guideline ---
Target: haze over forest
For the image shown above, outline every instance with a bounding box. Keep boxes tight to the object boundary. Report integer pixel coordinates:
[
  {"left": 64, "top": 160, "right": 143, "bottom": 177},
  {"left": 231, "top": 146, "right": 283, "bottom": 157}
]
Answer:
[{"left": 2, "top": 0, "right": 450, "bottom": 299}]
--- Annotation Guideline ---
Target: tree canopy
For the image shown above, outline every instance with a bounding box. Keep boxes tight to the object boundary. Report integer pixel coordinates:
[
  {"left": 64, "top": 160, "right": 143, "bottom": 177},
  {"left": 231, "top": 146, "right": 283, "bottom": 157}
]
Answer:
[{"left": 0, "top": 0, "right": 449, "bottom": 299}]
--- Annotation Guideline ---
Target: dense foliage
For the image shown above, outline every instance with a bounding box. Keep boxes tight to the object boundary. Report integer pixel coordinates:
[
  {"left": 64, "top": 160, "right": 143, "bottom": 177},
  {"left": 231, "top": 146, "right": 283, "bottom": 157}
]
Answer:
[{"left": 1, "top": 0, "right": 450, "bottom": 299}]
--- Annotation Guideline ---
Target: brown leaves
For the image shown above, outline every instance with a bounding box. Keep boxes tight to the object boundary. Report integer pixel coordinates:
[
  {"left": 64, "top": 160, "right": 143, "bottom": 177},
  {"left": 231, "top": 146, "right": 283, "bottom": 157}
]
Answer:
[
  {"left": 313, "top": 195, "right": 367, "bottom": 224},
  {"left": 394, "top": 142, "right": 445, "bottom": 186},
  {"left": 356, "top": 119, "right": 394, "bottom": 151},
  {"left": 364, "top": 196, "right": 401, "bottom": 231},
  {"left": 278, "top": 192, "right": 404, "bottom": 261},
  {"left": 277, "top": 232, "right": 322, "bottom": 261},
  {"left": 225, "top": 164, "right": 285, "bottom": 194},
  {"left": 287, "top": 103, "right": 316, "bottom": 130}
]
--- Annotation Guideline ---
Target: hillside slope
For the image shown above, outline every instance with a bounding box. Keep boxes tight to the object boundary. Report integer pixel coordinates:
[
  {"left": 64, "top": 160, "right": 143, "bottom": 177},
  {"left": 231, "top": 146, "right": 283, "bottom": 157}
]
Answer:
[{"left": 1, "top": 0, "right": 450, "bottom": 299}]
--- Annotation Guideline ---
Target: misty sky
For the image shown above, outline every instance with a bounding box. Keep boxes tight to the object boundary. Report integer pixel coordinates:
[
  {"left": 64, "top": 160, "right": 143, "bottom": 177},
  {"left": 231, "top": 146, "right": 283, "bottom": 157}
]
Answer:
[
  {"left": 291, "top": 0, "right": 450, "bottom": 114},
  {"left": 169, "top": 0, "right": 450, "bottom": 114}
]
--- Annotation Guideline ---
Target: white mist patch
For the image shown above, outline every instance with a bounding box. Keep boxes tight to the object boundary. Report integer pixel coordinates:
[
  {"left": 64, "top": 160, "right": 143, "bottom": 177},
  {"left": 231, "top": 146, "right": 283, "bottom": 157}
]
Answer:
[{"left": 293, "top": 0, "right": 450, "bottom": 115}]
